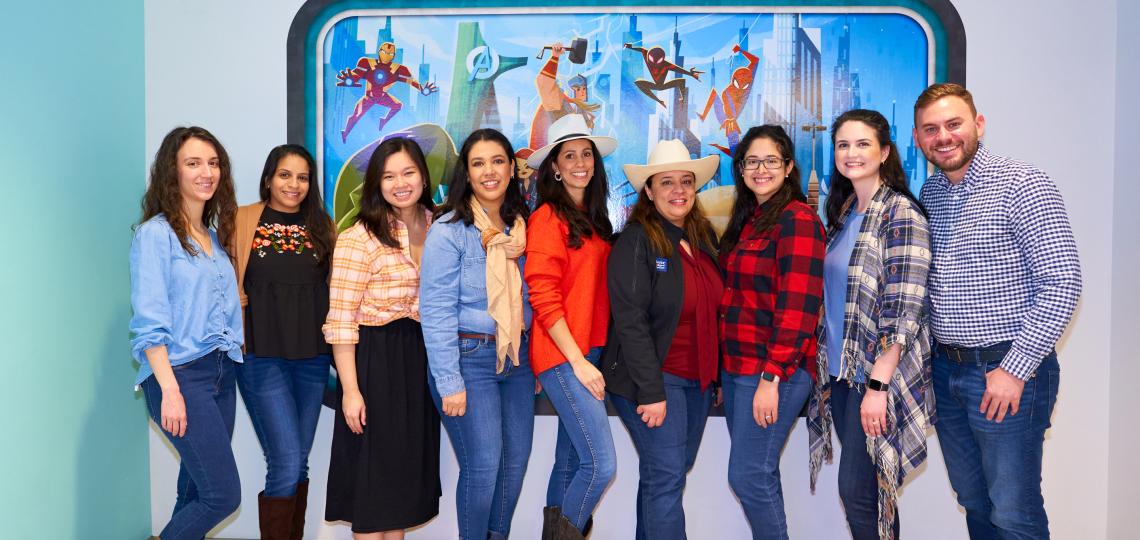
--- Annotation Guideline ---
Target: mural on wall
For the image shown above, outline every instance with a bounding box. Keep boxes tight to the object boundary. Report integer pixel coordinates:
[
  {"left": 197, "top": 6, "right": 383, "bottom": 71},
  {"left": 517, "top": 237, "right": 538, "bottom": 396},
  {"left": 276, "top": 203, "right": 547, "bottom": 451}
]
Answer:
[{"left": 314, "top": 11, "right": 933, "bottom": 232}]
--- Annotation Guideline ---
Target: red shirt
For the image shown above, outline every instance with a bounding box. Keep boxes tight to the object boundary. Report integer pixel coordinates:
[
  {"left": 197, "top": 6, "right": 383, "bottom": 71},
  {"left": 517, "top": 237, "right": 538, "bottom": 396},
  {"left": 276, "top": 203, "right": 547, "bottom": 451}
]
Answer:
[
  {"left": 662, "top": 246, "right": 724, "bottom": 390},
  {"left": 719, "top": 200, "right": 826, "bottom": 380},
  {"left": 524, "top": 204, "right": 611, "bottom": 374}
]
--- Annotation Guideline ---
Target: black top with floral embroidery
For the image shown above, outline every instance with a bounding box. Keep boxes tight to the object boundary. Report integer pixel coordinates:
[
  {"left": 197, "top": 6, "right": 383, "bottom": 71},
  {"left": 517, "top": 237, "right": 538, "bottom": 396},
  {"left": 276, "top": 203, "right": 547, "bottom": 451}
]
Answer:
[{"left": 244, "top": 206, "right": 331, "bottom": 359}]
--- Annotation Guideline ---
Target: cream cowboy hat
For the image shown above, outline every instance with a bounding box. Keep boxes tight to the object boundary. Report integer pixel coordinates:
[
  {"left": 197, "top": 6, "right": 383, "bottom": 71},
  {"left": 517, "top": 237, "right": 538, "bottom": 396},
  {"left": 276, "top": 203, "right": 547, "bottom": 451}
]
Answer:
[
  {"left": 526, "top": 114, "right": 617, "bottom": 168},
  {"left": 622, "top": 139, "right": 720, "bottom": 193}
]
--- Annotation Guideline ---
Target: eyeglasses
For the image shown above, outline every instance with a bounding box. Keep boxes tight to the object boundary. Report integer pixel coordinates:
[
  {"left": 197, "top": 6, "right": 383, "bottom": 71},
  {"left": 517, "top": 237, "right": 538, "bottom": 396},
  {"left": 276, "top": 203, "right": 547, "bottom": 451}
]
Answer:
[{"left": 740, "top": 157, "right": 788, "bottom": 171}]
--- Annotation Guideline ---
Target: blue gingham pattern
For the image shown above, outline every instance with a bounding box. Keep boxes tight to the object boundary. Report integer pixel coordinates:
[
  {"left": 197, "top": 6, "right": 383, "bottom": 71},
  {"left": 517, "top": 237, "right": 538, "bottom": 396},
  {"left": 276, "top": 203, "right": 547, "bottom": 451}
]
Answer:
[{"left": 919, "top": 144, "right": 1082, "bottom": 380}]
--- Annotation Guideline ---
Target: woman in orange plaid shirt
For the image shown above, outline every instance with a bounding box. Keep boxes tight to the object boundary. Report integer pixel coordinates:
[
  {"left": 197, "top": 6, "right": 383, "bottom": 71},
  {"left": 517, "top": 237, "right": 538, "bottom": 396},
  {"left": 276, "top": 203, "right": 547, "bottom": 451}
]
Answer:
[{"left": 322, "top": 137, "right": 441, "bottom": 539}]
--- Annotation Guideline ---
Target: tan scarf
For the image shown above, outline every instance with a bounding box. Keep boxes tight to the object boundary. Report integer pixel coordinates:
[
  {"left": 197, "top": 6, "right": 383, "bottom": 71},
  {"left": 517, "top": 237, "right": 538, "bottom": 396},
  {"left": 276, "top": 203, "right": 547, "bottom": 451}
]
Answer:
[{"left": 468, "top": 198, "right": 527, "bottom": 373}]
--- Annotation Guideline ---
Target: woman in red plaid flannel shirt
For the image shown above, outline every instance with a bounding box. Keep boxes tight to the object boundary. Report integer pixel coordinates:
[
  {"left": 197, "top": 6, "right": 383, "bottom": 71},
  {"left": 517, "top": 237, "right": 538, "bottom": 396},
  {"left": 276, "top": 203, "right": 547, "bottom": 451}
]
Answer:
[{"left": 717, "top": 125, "right": 826, "bottom": 540}]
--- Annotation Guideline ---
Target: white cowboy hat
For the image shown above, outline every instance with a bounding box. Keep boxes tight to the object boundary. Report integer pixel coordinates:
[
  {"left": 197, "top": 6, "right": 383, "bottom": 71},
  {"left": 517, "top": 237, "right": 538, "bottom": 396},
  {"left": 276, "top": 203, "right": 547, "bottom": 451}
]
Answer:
[
  {"left": 526, "top": 114, "right": 617, "bottom": 168},
  {"left": 622, "top": 139, "right": 720, "bottom": 193}
]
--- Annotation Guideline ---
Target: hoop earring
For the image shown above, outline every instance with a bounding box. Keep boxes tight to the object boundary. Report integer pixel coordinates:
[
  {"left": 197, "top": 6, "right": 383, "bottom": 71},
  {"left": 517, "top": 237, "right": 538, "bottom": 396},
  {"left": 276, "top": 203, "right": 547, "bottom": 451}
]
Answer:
[{"left": 554, "top": 171, "right": 563, "bottom": 182}]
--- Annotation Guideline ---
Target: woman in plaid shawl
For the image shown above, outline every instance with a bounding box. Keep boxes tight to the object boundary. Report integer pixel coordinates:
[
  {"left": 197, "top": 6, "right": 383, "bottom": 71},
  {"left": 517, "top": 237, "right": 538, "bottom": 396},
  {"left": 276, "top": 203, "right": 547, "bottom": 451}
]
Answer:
[{"left": 807, "top": 109, "right": 934, "bottom": 540}]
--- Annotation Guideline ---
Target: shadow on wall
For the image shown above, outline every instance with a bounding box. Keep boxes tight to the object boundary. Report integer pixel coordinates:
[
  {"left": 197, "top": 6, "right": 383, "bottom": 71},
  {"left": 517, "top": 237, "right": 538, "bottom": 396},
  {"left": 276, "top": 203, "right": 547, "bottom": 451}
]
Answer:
[{"left": 75, "top": 310, "right": 152, "bottom": 538}]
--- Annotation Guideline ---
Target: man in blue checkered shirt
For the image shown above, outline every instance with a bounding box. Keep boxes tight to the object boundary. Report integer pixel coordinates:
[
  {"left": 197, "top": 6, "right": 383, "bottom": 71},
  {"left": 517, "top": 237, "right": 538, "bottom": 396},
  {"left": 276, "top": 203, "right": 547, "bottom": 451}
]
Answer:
[{"left": 914, "top": 83, "right": 1081, "bottom": 540}]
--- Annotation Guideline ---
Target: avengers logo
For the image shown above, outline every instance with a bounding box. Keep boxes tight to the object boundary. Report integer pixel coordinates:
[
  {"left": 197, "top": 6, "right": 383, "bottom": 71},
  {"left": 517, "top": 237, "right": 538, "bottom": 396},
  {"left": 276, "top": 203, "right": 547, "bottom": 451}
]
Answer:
[{"left": 465, "top": 45, "right": 500, "bottom": 81}]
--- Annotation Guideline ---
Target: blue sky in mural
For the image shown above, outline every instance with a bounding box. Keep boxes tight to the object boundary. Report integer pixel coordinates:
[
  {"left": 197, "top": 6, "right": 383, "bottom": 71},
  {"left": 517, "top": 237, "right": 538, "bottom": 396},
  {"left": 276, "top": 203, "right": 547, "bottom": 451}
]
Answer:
[{"left": 319, "top": 11, "right": 929, "bottom": 223}]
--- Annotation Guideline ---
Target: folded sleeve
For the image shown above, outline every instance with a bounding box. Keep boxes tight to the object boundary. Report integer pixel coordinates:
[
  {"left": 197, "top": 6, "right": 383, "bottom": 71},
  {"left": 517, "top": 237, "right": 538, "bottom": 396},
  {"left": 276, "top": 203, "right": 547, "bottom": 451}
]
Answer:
[{"left": 129, "top": 221, "right": 174, "bottom": 364}]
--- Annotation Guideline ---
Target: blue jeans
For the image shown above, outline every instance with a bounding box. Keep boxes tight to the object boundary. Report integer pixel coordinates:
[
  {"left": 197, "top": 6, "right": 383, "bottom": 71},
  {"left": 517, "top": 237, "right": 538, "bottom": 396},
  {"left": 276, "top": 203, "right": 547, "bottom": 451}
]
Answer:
[
  {"left": 933, "top": 343, "right": 1059, "bottom": 540},
  {"left": 612, "top": 373, "right": 713, "bottom": 540},
  {"left": 142, "top": 349, "right": 241, "bottom": 540},
  {"left": 722, "top": 367, "right": 811, "bottom": 540},
  {"left": 539, "top": 347, "right": 617, "bottom": 530},
  {"left": 234, "top": 354, "right": 331, "bottom": 497},
  {"left": 430, "top": 335, "right": 536, "bottom": 540},
  {"left": 831, "top": 377, "right": 899, "bottom": 540}
]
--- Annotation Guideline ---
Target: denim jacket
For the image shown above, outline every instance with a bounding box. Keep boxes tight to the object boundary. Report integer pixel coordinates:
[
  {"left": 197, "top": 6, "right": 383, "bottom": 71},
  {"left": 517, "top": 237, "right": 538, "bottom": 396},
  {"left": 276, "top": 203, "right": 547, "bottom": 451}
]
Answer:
[{"left": 420, "top": 210, "right": 533, "bottom": 397}]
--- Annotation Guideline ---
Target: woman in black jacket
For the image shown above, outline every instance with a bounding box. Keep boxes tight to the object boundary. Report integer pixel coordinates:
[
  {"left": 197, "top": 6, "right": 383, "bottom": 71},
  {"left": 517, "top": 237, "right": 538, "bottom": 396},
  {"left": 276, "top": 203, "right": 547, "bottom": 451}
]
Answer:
[{"left": 604, "top": 139, "right": 723, "bottom": 539}]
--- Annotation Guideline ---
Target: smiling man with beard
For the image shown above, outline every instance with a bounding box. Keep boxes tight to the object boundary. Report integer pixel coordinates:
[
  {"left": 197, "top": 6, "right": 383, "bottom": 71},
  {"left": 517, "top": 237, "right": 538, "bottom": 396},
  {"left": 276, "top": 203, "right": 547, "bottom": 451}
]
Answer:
[{"left": 913, "top": 83, "right": 1082, "bottom": 540}]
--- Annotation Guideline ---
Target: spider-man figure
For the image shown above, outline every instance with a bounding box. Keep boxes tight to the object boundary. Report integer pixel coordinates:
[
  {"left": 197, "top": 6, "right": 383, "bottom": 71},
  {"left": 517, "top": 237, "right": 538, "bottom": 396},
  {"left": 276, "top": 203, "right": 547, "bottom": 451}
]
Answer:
[
  {"left": 336, "top": 42, "right": 439, "bottom": 143},
  {"left": 624, "top": 42, "right": 703, "bottom": 108},
  {"left": 698, "top": 45, "right": 760, "bottom": 147}
]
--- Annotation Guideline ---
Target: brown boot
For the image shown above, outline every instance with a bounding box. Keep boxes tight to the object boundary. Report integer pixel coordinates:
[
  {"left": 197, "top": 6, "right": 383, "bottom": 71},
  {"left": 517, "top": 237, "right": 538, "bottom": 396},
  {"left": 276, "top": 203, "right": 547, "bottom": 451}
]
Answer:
[
  {"left": 290, "top": 479, "right": 309, "bottom": 540},
  {"left": 541, "top": 506, "right": 562, "bottom": 540},
  {"left": 554, "top": 514, "right": 585, "bottom": 540},
  {"left": 258, "top": 490, "right": 296, "bottom": 540}
]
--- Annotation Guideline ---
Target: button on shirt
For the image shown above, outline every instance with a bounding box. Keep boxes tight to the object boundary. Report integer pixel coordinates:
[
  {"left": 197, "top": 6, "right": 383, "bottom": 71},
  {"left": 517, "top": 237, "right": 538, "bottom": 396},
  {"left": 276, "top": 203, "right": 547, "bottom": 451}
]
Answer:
[
  {"left": 129, "top": 216, "right": 244, "bottom": 386},
  {"left": 919, "top": 144, "right": 1081, "bottom": 379},
  {"left": 323, "top": 212, "right": 432, "bottom": 345}
]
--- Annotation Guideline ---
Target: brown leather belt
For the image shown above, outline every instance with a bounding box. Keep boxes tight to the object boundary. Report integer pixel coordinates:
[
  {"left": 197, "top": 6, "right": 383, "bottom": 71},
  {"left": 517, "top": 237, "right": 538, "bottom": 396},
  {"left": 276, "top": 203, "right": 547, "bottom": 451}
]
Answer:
[{"left": 458, "top": 332, "right": 495, "bottom": 341}]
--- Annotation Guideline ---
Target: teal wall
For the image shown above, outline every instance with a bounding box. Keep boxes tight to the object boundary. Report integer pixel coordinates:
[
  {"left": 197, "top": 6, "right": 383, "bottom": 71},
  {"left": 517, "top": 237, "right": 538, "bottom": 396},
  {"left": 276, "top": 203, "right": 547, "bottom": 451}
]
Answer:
[{"left": 0, "top": 1, "right": 150, "bottom": 537}]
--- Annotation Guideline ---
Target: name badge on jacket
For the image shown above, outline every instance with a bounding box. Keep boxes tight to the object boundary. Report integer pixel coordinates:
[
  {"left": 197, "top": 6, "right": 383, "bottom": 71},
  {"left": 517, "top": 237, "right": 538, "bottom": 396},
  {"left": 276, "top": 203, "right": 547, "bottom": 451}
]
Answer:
[{"left": 655, "top": 257, "right": 668, "bottom": 272}]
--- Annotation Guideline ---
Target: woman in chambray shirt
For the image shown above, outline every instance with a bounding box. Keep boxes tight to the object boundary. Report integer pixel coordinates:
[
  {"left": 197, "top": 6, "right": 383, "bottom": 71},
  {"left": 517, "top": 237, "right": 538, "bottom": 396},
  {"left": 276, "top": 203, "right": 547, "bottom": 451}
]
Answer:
[
  {"left": 129, "top": 126, "right": 243, "bottom": 540},
  {"left": 421, "top": 128, "right": 534, "bottom": 540}
]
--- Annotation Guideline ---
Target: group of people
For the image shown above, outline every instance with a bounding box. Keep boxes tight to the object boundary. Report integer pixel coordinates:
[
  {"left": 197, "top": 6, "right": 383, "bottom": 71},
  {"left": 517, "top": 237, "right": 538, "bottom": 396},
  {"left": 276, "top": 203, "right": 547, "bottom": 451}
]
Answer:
[{"left": 129, "top": 82, "right": 1081, "bottom": 540}]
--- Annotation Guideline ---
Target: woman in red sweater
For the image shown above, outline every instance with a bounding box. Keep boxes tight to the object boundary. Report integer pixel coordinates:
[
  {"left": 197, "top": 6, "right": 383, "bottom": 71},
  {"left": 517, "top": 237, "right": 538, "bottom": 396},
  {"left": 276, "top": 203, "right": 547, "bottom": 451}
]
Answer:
[{"left": 523, "top": 114, "right": 617, "bottom": 539}]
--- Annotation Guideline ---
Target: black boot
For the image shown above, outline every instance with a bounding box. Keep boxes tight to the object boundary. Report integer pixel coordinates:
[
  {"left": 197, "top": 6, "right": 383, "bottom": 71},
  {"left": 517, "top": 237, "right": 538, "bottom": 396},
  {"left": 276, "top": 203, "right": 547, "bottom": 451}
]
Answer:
[
  {"left": 541, "top": 506, "right": 562, "bottom": 540},
  {"left": 290, "top": 479, "right": 309, "bottom": 539},
  {"left": 258, "top": 490, "right": 296, "bottom": 540}
]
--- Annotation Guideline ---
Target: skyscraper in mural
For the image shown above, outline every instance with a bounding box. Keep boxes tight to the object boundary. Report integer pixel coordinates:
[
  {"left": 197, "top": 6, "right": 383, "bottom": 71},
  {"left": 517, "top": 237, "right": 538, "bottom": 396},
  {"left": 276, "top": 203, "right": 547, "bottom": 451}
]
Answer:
[
  {"left": 762, "top": 14, "right": 823, "bottom": 195},
  {"left": 618, "top": 14, "right": 652, "bottom": 201},
  {"left": 660, "top": 17, "right": 700, "bottom": 158},
  {"left": 443, "top": 22, "right": 528, "bottom": 143},
  {"left": 415, "top": 44, "right": 439, "bottom": 122}
]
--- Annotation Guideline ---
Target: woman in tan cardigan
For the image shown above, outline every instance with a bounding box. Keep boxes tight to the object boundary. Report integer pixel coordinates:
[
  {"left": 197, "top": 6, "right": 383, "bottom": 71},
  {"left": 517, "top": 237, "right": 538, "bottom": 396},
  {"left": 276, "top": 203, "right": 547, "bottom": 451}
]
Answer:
[{"left": 227, "top": 144, "right": 336, "bottom": 539}]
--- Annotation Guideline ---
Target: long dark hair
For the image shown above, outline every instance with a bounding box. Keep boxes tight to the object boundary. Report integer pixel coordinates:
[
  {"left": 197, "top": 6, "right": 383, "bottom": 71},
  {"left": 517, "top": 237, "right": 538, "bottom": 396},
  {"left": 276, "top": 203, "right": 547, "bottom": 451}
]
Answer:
[
  {"left": 258, "top": 144, "right": 335, "bottom": 265},
  {"left": 357, "top": 137, "right": 435, "bottom": 248},
  {"left": 535, "top": 138, "right": 613, "bottom": 248},
  {"left": 825, "top": 109, "right": 925, "bottom": 232},
  {"left": 440, "top": 129, "right": 529, "bottom": 226},
  {"left": 626, "top": 174, "right": 716, "bottom": 258},
  {"left": 718, "top": 125, "right": 805, "bottom": 254},
  {"left": 140, "top": 126, "right": 237, "bottom": 256}
]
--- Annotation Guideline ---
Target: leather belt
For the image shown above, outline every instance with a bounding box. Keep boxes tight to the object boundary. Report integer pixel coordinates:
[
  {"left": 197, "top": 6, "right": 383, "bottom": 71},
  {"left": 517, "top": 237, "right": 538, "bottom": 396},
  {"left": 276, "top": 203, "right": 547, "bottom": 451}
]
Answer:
[{"left": 458, "top": 332, "right": 495, "bottom": 341}]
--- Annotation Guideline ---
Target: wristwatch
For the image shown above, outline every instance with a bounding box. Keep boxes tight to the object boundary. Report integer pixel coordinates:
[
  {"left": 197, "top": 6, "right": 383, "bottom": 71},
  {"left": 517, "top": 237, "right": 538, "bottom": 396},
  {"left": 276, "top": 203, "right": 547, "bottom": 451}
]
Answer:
[
  {"left": 867, "top": 378, "right": 888, "bottom": 392},
  {"left": 759, "top": 372, "right": 780, "bottom": 383}
]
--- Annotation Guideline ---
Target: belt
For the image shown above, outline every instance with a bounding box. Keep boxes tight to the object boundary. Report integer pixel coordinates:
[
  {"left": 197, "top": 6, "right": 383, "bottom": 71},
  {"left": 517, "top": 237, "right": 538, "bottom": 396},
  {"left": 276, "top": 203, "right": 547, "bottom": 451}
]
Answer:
[
  {"left": 936, "top": 341, "right": 1012, "bottom": 363},
  {"left": 458, "top": 332, "right": 495, "bottom": 341}
]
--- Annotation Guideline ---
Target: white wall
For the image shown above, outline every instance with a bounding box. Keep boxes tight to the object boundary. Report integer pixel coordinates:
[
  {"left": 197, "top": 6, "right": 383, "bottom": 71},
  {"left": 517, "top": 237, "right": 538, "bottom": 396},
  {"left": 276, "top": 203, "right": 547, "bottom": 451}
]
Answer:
[
  {"left": 1107, "top": 0, "right": 1140, "bottom": 537},
  {"left": 145, "top": 1, "right": 1128, "bottom": 538}
]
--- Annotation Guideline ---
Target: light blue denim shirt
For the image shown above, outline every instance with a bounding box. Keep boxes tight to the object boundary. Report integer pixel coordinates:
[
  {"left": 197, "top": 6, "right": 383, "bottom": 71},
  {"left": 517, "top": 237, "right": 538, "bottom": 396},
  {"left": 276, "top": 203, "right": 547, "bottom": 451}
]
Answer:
[
  {"left": 129, "top": 215, "right": 244, "bottom": 386},
  {"left": 420, "top": 210, "right": 533, "bottom": 397}
]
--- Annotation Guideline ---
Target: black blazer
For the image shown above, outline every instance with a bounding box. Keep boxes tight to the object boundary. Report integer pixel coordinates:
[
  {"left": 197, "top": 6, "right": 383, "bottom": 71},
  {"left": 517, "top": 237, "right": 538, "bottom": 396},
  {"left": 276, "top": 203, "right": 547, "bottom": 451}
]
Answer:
[{"left": 603, "top": 216, "right": 718, "bottom": 405}]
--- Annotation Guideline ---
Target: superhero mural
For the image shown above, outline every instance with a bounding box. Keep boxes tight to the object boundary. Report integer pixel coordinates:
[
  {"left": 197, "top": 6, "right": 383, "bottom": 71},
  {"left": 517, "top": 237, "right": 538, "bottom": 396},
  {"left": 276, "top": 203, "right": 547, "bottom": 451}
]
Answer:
[{"left": 319, "top": 13, "right": 933, "bottom": 232}]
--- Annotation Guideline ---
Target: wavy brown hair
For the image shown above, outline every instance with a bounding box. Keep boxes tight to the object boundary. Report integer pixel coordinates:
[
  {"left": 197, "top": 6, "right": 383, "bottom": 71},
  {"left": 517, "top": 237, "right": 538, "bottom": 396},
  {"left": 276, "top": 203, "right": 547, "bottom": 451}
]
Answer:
[
  {"left": 627, "top": 175, "right": 716, "bottom": 258},
  {"left": 140, "top": 126, "right": 237, "bottom": 256},
  {"left": 718, "top": 125, "right": 805, "bottom": 254},
  {"left": 535, "top": 139, "right": 613, "bottom": 249},
  {"left": 258, "top": 144, "right": 335, "bottom": 265}
]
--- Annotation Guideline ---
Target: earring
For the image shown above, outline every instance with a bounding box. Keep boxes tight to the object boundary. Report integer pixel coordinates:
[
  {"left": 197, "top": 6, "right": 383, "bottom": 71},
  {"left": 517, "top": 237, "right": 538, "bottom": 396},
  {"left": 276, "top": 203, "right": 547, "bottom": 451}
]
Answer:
[{"left": 554, "top": 171, "right": 563, "bottom": 182}]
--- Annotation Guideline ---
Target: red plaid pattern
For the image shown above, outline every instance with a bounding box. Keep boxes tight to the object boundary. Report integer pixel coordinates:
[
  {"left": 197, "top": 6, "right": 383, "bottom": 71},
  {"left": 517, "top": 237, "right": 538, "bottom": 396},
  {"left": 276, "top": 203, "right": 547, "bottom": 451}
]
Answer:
[{"left": 719, "top": 200, "right": 826, "bottom": 380}]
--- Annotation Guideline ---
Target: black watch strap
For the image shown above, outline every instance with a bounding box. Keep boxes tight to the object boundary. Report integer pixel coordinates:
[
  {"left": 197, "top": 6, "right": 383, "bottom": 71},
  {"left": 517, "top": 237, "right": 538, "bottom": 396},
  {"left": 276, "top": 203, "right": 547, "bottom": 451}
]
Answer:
[{"left": 867, "top": 378, "right": 888, "bottom": 392}]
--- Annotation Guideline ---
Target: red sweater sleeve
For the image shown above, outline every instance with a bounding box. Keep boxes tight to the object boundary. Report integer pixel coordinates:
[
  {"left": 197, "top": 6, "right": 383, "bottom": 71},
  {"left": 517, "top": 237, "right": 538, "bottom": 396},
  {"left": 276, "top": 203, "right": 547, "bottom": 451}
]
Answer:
[{"left": 524, "top": 207, "right": 569, "bottom": 330}]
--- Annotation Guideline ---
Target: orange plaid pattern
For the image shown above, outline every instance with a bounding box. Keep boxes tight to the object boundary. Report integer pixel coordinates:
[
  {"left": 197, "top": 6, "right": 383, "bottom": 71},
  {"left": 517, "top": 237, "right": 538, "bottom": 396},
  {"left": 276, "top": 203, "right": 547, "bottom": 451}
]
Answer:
[{"left": 322, "top": 210, "right": 431, "bottom": 344}]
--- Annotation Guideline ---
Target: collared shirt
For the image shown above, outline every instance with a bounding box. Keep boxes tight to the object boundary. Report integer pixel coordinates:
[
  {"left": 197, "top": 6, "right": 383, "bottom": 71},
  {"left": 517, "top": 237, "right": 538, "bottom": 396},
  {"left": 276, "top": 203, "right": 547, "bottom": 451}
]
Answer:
[
  {"left": 920, "top": 144, "right": 1081, "bottom": 379},
  {"left": 322, "top": 210, "right": 432, "bottom": 345},
  {"left": 129, "top": 215, "right": 244, "bottom": 386},
  {"left": 419, "top": 211, "right": 533, "bottom": 397},
  {"left": 719, "top": 200, "right": 826, "bottom": 380}
]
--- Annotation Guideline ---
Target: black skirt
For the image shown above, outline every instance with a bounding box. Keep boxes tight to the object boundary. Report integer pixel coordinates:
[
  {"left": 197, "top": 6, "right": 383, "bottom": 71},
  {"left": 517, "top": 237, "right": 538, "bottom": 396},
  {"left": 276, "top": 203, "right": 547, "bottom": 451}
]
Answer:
[{"left": 325, "top": 318, "right": 441, "bottom": 532}]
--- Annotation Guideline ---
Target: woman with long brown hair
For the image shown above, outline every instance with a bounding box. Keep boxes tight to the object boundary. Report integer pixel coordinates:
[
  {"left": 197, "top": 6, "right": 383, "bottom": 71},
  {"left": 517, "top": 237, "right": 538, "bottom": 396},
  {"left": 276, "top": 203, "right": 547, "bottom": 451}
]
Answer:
[
  {"left": 322, "top": 137, "right": 441, "bottom": 539},
  {"left": 228, "top": 144, "right": 336, "bottom": 538},
  {"left": 605, "top": 139, "right": 723, "bottom": 539},
  {"left": 718, "top": 125, "right": 826, "bottom": 540},
  {"left": 523, "top": 114, "right": 618, "bottom": 538},
  {"left": 129, "top": 126, "right": 242, "bottom": 540}
]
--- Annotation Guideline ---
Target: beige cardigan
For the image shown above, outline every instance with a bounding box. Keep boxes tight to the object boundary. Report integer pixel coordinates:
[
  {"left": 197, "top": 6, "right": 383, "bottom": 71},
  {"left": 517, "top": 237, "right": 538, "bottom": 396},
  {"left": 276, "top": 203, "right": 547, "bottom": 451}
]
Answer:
[{"left": 228, "top": 202, "right": 267, "bottom": 308}]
